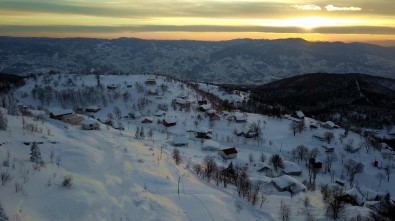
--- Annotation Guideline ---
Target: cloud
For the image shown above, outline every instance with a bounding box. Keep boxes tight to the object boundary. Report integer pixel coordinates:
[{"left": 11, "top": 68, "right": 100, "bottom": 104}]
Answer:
[
  {"left": 2, "top": 25, "right": 395, "bottom": 35},
  {"left": 325, "top": 5, "right": 362, "bottom": 12},
  {"left": 0, "top": 0, "right": 295, "bottom": 19},
  {"left": 293, "top": 5, "right": 321, "bottom": 11}
]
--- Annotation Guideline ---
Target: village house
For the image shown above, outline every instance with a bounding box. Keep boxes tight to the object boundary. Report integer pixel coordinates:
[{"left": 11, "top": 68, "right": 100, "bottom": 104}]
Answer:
[
  {"left": 141, "top": 117, "right": 154, "bottom": 124},
  {"left": 202, "top": 140, "right": 220, "bottom": 151},
  {"left": 175, "top": 99, "right": 191, "bottom": 108},
  {"left": 49, "top": 108, "right": 74, "bottom": 120},
  {"left": 309, "top": 158, "right": 323, "bottom": 169},
  {"left": 295, "top": 110, "right": 305, "bottom": 119},
  {"left": 145, "top": 78, "right": 156, "bottom": 85},
  {"left": 235, "top": 126, "right": 258, "bottom": 138},
  {"left": 112, "top": 121, "right": 124, "bottom": 130},
  {"left": 81, "top": 118, "right": 100, "bottom": 130},
  {"left": 198, "top": 104, "right": 211, "bottom": 112},
  {"left": 271, "top": 175, "right": 306, "bottom": 193},
  {"left": 172, "top": 134, "right": 189, "bottom": 147},
  {"left": 196, "top": 127, "right": 212, "bottom": 139},
  {"left": 339, "top": 189, "right": 365, "bottom": 206},
  {"left": 163, "top": 117, "right": 177, "bottom": 127},
  {"left": 106, "top": 84, "right": 118, "bottom": 90},
  {"left": 219, "top": 147, "right": 238, "bottom": 159},
  {"left": 282, "top": 161, "right": 303, "bottom": 176},
  {"left": 322, "top": 121, "right": 336, "bottom": 129},
  {"left": 85, "top": 105, "right": 101, "bottom": 113},
  {"left": 198, "top": 99, "right": 207, "bottom": 105},
  {"left": 128, "top": 111, "right": 142, "bottom": 120},
  {"left": 233, "top": 112, "right": 247, "bottom": 123},
  {"left": 154, "top": 110, "right": 166, "bottom": 117}
]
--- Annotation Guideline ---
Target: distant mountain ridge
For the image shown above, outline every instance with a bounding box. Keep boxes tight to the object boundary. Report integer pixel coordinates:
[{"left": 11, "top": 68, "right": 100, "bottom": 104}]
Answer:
[{"left": 0, "top": 37, "right": 394, "bottom": 84}]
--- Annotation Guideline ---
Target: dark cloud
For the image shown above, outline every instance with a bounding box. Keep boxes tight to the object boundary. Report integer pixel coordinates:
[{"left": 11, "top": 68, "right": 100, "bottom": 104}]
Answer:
[{"left": 2, "top": 24, "right": 395, "bottom": 35}]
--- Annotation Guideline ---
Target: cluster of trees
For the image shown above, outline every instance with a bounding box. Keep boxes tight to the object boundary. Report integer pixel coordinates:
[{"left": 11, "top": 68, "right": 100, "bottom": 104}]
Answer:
[{"left": 193, "top": 158, "right": 271, "bottom": 208}]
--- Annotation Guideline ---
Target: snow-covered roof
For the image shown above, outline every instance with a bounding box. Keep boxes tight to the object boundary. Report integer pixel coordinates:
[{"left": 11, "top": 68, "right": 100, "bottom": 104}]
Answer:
[
  {"left": 236, "top": 126, "right": 251, "bottom": 134},
  {"left": 282, "top": 161, "right": 302, "bottom": 174},
  {"left": 295, "top": 110, "right": 305, "bottom": 118},
  {"left": 345, "top": 188, "right": 365, "bottom": 205},
  {"left": 173, "top": 135, "right": 188, "bottom": 145},
  {"left": 85, "top": 105, "right": 100, "bottom": 110},
  {"left": 323, "top": 121, "right": 335, "bottom": 128},
  {"left": 197, "top": 127, "right": 211, "bottom": 133},
  {"left": 155, "top": 110, "right": 166, "bottom": 116},
  {"left": 49, "top": 108, "right": 73, "bottom": 116},
  {"left": 164, "top": 117, "right": 176, "bottom": 124},
  {"left": 199, "top": 104, "right": 211, "bottom": 110},
  {"left": 272, "top": 175, "right": 306, "bottom": 192},
  {"left": 205, "top": 109, "right": 216, "bottom": 114},
  {"left": 234, "top": 112, "right": 247, "bottom": 121},
  {"left": 202, "top": 140, "right": 220, "bottom": 149}
]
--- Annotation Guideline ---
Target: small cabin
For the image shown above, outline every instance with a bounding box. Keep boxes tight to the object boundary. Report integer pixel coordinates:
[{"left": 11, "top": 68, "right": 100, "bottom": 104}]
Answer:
[
  {"left": 202, "top": 140, "right": 220, "bottom": 151},
  {"left": 233, "top": 112, "right": 247, "bottom": 123},
  {"left": 196, "top": 127, "right": 212, "bottom": 139},
  {"left": 219, "top": 147, "right": 238, "bottom": 159},
  {"left": 49, "top": 108, "right": 73, "bottom": 120},
  {"left": 85, "top": 105, "right": 101, "bottom": 113},
  {"left": 198, "top": 104, "right": 211, "bottom": 112},
  {"left": 295, "top": 110, "right": 305, "bottom": 119},
  {"left": 172, "top": 135, "right": 189, "bottom": 147},
  {"left": 141, "top": 117, "right": 153, "bottom": 124},
  {"left": 145, "top": 79, "right": 156, "bottom": 85},
  {"left": 163, "top": 118, "right": 177, "bottom": 127},
  {"left": 198, "top": 100, "right": 207, "bottom": 105},
  {"left": 81, "top": 119, "right": 100, "bottom": 130},
  {"left": 322, "top": 121, "right": 336, "bottom": 129},
  {"left": 107, "top": 84, "right": 118, "bottom": 90},
  {"left": 309, "top": 158, "right": 323, "bottom": 169}
]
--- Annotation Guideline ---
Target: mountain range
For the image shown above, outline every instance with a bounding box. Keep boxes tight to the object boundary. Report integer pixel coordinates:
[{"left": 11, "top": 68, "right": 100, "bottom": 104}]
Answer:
[{"left": 0, "top": 37, "right": 395, "bottom": 84}]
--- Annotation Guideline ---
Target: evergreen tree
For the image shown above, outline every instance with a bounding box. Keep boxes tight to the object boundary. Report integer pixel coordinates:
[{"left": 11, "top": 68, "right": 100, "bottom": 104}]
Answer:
[
  {"left": 0, "top": 202, "right": 9, "bottom": 221},
  {"left": 30, "top": 142, "right": 44, "bottom": 166}
]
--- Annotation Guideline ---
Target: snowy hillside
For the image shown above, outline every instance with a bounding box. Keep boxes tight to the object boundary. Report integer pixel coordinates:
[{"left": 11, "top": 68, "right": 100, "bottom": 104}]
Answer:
[
  {"left": 0, "top": 73, "right": 394, "bottom": 221},
  {"left": 1, "top": 37, "right": 395, "bottom": 85}
]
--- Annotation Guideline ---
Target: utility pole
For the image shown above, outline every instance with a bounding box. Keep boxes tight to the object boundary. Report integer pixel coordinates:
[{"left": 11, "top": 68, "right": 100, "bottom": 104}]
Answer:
[{"left": 178, "top": 176, "right": 180, "bottom": 195}]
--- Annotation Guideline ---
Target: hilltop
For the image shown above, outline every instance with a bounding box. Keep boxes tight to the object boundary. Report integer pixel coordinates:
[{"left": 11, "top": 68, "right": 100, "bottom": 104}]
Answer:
[{"left": 0, "top": 73, "right": 394, "bottom": 220}]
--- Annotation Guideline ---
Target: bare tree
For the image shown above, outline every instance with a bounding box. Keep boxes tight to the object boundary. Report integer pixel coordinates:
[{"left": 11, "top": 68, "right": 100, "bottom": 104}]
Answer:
[
  {"left": 113, "top": 106, "right": 122, "bottom": 119},
  {"left": 321, "top": 185, "right": 345, "bottom": 220},
  {"left": 203, "top": 156, "right": 217, "bottom": 181},
  {"left": 384, "top": 165, "right": 392, "bottom": 182},
  {"left": 344, "top": 159, "right": 364, "bottom": 187},
  {"left": 323, "top": 132, "right": 335, "bottom": 144},
  {"left": 249, "top": 153, "right": 254, "bottom": 165},
  {"left": 296, "top": 145, "right": 309, "bottom": 162},
  {"left": 376, "top": 172, "right": 385, "bottom": 187},
  {"left": 260, "top": 152, "right": 266, "bottom": 162},
  {"left": 172, "top": 148, "right": 182, "bottom": 166},
  {"left": 279, "top": 200, "right": 291, "bottom": 221}
]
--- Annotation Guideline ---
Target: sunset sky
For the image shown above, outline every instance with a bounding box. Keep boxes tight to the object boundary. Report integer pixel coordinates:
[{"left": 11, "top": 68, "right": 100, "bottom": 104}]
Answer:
[{"left": 1, "top": 0, "right": 395, "bottom": 45}]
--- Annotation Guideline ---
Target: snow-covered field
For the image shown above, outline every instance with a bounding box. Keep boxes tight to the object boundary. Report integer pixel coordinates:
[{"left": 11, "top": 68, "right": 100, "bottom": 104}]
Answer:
[{"left": 0, "top": 73, "right": 394, "bottom": 220}]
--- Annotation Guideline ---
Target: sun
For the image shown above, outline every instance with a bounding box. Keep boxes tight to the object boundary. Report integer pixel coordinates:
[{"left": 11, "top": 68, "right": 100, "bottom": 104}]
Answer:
[{"left": 268, "top": 17, "right": 360, "bottom": 30}]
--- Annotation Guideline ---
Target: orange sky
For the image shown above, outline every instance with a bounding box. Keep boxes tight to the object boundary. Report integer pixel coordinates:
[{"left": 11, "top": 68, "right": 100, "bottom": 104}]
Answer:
[{"left": 1, "top": 0, "right": 395, "bottom": 45}]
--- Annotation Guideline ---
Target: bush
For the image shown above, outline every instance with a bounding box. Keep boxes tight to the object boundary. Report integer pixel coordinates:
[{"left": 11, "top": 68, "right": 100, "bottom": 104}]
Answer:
[{"left": 62, "top": 175, "right": 73, "bottom": 188}]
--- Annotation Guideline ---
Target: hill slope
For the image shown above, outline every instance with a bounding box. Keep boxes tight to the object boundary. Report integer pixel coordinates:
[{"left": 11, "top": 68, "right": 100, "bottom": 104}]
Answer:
[{"left": 247, "top": 73, "right": 395, "bottom": 128}]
